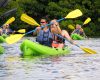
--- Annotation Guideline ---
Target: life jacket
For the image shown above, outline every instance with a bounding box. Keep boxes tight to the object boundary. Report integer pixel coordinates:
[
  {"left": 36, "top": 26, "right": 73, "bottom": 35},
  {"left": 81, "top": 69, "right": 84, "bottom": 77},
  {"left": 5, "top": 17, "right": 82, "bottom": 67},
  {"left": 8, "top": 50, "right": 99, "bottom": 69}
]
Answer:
[
  {"left": 36, "top": 28, "right": 53, "bottom": 47},
  {"left": 53, "top": 34, "right": 65, "bottom": 43},
  {"left": 73, "top": 29, "right": 83, "bottom": 35},
  {"left": 52, "top": 34, "right": 65, "bottom": 48},
  {"left": 2, "top": 28, "right": 12, "bottom": 35}
]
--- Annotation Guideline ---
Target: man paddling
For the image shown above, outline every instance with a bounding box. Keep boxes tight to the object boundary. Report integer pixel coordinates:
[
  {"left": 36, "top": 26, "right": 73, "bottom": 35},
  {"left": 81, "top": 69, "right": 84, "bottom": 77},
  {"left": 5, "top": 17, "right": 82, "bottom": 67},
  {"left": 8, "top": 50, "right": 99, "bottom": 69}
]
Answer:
[{"left": 71, "top": 24, "right": 87, "bottom": 38}]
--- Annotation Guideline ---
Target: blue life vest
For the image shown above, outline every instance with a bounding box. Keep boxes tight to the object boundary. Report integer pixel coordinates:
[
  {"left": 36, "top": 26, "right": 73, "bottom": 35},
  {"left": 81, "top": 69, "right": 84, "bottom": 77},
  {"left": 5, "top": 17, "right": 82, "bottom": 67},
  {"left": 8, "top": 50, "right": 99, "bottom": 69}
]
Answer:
[{"left": 36, "top": 29, "right": 53, "bottom": 47}]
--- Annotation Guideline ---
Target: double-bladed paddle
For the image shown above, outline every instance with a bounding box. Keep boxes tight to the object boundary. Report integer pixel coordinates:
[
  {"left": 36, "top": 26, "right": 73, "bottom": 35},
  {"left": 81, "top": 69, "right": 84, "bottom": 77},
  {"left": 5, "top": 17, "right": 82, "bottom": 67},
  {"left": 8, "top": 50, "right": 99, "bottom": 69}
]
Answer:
[
  {"left": 6, "top": 9, "right": 82, "bottom": 44},
  {"left": 16, "top": 29, "right": 26, "bottom": 33},
  {"left": 5, "top": 9, "right": 97, "bottom": 54},
  {"left": 68, "top": 17, "right": 91, "bottom": 30},
  {"left": 0, "top": 17, "right": 15, "bottom": 28},
  {"left": 83, "top": 17, "right": 91, "bottom": 25},
  {"left": 20, "top": 13, "right": 40, "bottom": 26},
  {"left": 4, "top": 17, "right": 15, "bottom": 25}
]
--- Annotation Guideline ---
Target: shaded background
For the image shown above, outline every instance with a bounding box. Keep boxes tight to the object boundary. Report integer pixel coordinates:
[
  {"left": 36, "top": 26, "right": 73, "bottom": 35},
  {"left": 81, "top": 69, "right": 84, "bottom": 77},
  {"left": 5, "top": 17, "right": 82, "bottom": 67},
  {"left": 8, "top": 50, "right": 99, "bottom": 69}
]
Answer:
[{"left": 0, "top": 0, "right": 100, "bottom": 37}]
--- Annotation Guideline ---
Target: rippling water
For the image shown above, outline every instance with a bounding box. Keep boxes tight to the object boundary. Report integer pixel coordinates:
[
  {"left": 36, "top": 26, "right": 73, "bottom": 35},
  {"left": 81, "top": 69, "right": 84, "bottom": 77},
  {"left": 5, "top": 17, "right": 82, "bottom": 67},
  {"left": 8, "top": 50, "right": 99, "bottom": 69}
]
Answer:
[{"left": 0, "top": 37, "right": 100, "bottom": 80}]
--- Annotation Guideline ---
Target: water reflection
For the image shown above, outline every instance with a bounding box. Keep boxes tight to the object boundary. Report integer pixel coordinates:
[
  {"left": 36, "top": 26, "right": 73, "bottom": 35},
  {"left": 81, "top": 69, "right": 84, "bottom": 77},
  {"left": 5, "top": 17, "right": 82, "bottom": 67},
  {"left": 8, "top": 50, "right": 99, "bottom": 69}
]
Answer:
[{"left": 0, "top": 37, "right": 100, "bottom": 80}]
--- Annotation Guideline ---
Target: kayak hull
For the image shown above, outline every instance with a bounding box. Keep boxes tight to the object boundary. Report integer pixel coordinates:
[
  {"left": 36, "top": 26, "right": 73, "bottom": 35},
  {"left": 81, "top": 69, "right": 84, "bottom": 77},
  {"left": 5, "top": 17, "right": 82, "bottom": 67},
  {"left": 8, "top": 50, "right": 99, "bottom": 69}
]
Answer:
[
  {"left": 20, "top": 40, "right": 70, "bottom": 57},
  {"left": 0, "top": 34, "right": 7, "bottom": 43},
  {"left": 0, "top": 45, "right": 5, "bottom": 54},
  {"left": 0, "top": 36, "right": 5, "bottom": 43},
  {"left": 71, "top": 33, "right": 84, "bottom": 40}
]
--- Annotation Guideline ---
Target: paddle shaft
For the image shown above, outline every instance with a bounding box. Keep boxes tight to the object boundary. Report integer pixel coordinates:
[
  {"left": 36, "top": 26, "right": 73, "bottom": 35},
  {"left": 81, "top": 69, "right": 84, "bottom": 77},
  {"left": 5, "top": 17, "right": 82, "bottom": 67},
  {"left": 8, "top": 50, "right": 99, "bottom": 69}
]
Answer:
[
  {"left": 22, "top": 9, "right": 83, "bottom": 35},
  {"left": 54, "top": 34, "right": 84, "bottom": 50},
  {"left": 25, "top": 18, "right": 66, "bottom": 35}
]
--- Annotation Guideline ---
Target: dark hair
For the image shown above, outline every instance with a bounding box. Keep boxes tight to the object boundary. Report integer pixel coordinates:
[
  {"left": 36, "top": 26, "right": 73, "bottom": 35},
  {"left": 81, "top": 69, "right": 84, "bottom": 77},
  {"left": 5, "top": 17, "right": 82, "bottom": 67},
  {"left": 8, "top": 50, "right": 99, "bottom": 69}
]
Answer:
[{"left": 41, "top": 17, "right": 49, "bottom": 23}]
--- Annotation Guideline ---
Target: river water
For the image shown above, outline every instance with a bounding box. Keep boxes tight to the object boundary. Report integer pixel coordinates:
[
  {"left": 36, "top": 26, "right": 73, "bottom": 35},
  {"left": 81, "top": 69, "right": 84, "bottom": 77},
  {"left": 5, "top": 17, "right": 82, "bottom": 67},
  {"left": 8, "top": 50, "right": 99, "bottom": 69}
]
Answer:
[{"left": 0, "top": 37, "right": 100, "bottom": 80}]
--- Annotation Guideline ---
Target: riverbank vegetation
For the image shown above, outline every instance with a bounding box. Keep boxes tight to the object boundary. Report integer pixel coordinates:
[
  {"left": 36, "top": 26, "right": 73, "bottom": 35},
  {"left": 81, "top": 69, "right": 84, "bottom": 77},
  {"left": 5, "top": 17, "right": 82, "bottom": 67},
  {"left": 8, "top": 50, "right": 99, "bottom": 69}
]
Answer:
[{"left": 0, "top": 0, "right": 100, "bottom": 37}]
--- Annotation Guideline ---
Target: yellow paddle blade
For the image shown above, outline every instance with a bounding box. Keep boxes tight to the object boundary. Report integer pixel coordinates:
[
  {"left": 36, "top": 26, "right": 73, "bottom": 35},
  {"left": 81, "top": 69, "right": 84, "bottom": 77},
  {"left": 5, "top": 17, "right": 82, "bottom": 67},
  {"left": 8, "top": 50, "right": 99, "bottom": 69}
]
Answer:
[
  {"left": 5, "top": 17, "right": 15, "bottom": 25},
  {"left": 83, "top": 17, "right": 91, "bottom": 25},
  {"left": 80, "top": 46, "right": 97, "bottom": 54},
  {"left": 65, "top": 9, "right": 83, "bottom": 19},
  {"left": 68, "top": 25, "right": 75, "bottom": 29},
  {"left": 17, "top": 29, "right": 26, "bottom": 33},
  {"left": 21, "top": 13, "right": 40, "bottom": 26},
  {"left": 5, "top": 34, "right": 25, "bottom": 44}
]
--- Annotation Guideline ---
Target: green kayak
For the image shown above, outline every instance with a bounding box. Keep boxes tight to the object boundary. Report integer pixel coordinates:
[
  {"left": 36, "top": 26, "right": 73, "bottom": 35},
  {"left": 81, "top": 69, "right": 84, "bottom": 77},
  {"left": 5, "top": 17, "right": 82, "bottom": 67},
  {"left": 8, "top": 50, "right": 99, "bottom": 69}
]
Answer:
[
  {"left": 20, "top": 39, "right": 70, "bottom": 57},
  {"left": 71, "top": 33, "right": 84, "bottom": 40},
  {"left": 0, "top": 36, "right": 5, "bottom": 43},
  {"left": 0, "top": 45, "right": 5, "bottom": 54},
  {"left": 0, "top": 34, "right": 7, "bottom": 43}
]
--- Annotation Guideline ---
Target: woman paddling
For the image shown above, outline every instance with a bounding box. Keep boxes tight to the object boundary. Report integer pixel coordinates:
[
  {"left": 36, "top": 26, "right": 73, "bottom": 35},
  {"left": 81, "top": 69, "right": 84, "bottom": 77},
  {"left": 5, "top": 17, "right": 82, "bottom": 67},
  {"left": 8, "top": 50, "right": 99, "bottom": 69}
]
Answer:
[
  {"left": 33, "top": 18, "right": 75, "bottom": 48},
  {"left": 50, "top": 19, "right": 75, "bottom": 48}
]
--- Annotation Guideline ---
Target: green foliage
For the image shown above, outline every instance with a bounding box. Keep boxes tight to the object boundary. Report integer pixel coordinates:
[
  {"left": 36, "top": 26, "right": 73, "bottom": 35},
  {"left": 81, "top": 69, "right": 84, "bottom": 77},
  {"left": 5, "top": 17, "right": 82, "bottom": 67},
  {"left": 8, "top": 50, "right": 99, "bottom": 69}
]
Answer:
[
  {"left": 74, "top": 20, "right": 83, "bottom": 25},
  {"left": 0, "top": 0, "right": 100, "bottom": 37}
]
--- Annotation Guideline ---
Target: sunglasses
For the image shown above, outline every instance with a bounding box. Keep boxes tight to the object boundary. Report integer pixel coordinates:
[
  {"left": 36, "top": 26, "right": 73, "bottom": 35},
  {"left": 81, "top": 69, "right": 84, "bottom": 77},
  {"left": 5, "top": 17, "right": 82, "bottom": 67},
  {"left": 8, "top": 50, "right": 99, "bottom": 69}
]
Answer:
[{"left": 40, "top": 22, "right": 46, "bottom": 23}]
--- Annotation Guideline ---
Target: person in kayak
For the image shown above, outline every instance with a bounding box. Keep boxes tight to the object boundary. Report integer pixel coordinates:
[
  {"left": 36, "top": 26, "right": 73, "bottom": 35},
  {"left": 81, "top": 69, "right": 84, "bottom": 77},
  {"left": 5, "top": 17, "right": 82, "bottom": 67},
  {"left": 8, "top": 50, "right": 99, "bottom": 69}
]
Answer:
[
  {"left": 34, "top": 18, "right": 75, "bottom": 48},
  {"left": 1, "top": 24, "right": 13, "bottom": 35},
  {"left": 71, "top": 24, "right": 87, "bottom": 38},
  {"left": 33, "top": 18, "right": 53, "bottom": 47},
  {"left": 50, "top": 19, "right": 74, "bottom": 48}
]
